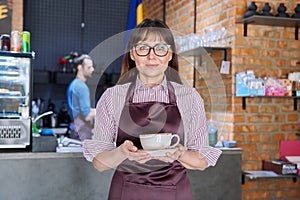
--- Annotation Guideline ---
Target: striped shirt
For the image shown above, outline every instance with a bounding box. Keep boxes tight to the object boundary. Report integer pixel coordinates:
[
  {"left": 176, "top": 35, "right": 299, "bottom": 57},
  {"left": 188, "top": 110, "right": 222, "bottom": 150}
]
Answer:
[{"left": 83, "top": 77, "right": 222, "bottom": 166}]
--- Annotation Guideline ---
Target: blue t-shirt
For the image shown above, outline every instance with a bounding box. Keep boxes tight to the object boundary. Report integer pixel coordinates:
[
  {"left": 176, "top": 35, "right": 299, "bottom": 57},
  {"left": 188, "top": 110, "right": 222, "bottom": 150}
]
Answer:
[{"left": 67, "top": 78, "right": 91, "bottom": 121}]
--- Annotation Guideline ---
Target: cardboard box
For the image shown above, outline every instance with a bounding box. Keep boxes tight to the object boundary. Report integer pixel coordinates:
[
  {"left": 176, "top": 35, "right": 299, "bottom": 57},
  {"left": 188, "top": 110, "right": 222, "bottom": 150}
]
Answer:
[
  {"left": 285, "top": 156, "right": 300, "bottom": 175},
  {"left": 262, "top": 160, "right": 298, "bottom": 175},
  {"left": 236, "top": 74, "right": 250, "bottom": 96},
  {"left": 292, "top": 81, "right": 300, "bottom": 91},
  {"left": 235, "top": 74, "right": 265, "bottom": 97},
  {"left": 278, "top": 79, "right": 292, "bottom": 96}
]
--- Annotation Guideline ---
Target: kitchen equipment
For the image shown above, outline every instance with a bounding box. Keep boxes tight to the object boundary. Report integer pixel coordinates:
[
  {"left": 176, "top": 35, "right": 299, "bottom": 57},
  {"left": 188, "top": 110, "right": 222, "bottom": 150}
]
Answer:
[
  {"left": 32, "top": 111, "right": 54, "bottom": 137},
  {"left": 32, "top": 135, "right": 57, "bottom": 152},
  {"left": 0, "top": 51, "right": 34, "bottom": 149},
  {"left": 222, "top": 140, "right": 237, "bottom": 148}
]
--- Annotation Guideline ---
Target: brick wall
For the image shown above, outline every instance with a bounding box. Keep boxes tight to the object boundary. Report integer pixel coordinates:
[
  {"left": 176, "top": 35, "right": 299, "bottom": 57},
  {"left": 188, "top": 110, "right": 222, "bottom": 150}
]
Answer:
[
  {"left": 144, "top": 0, "right": 300, "bottom": 199},
  {"left": 11, "top": 0, "right": 23, "bottom": 31}
]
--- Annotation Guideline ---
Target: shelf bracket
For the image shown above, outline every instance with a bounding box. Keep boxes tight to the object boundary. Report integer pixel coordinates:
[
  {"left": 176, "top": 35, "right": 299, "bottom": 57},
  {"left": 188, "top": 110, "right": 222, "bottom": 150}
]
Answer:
[
  {"left": 242, "top": 97, "right": 246, "bottom": 110},
  {"left": 224, "top": 49, "right": 228, "bottom": 61},
  {"left": 294, "top": 98, "right": 298, "bottom": 111},
  {"left": 293, "top": 177, "right": 297, "bottom": 183},
  {"left": 244, "top": 23, "right": 248, "bottom": 37},
  {"left": 296, "top": 26, "right": 299, "bottom": 40}
]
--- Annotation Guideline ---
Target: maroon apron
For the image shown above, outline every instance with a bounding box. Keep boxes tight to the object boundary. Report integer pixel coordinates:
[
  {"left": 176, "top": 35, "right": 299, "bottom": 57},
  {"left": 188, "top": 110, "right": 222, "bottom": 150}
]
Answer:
[
  {"left": 108, "top": 81, "right": 192, "bottom": 200},
  {"left": 74, "top": 114, "right": 92, "bottom": 141}
]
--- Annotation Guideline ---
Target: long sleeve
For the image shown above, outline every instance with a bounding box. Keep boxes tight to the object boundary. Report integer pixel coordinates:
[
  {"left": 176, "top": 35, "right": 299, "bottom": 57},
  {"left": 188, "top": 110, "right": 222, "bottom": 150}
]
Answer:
[
  {"left": 178, "top": 86, "right": 222, "bottom": 166},
  {"left": 83, "top": 88, "right": 118, "bottom": 162}
]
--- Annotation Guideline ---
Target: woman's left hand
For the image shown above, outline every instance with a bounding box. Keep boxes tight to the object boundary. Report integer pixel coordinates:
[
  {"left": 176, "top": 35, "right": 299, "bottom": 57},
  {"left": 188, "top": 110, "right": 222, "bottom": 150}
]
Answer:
[{"left": 154, "top": 144, "right": 186, "bottom": 163}]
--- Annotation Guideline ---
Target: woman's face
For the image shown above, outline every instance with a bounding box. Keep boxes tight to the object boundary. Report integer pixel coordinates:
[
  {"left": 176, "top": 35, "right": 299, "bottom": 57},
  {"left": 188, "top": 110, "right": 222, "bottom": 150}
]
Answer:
[{"left": 130, "top": 33, "right": 172, "bottom": 85}]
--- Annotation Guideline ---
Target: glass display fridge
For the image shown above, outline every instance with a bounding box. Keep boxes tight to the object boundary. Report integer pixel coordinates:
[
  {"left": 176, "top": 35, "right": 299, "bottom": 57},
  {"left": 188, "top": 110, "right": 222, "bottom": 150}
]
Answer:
[{"left": 0, "top": 51, "right": 34, "bottom": 149}]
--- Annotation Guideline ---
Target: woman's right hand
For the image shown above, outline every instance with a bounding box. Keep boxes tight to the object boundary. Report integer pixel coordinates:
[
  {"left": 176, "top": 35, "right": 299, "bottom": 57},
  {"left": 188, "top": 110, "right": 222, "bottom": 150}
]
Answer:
[{"left": 118, "top": 140, "right": 151, "bottom": 163}]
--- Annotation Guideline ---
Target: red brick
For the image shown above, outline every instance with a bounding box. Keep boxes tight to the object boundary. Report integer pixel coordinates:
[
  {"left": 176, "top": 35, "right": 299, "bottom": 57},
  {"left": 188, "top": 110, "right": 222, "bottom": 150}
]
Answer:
[
  {"left": 244, "top": 191, "right": 271, "bottom": 199},
  {"left": 287, "top": 189, "right": 300, "bottom": 197},
  {"left": 276, "top": 59, "right": 287, "bottom": 67},
  {"left": 247, "top": 115, "right": 273, "bottom": 123},
  {"left": 258, "top": 143, "right": 278, "bottom": 151},
  {"left": 287, "top": 114, "right": 299, "bottom": 122},
  {"left": 260, "top": 106, "right": 279, "bottom": 113},
  {"left": 234, "top": 125, "right": 257, "bottom": 133},
  {"left": 276, "top": 40, "right": 288, "bottom": 48},
  {"left": 234, "top": 115, "right": 245, "bottom": 122},
  {"left": 233, "top": 133, "right": 245, "bottom": 142},
  {"left": 281, "top": 123, "right": 300, "bottom": 131},
  {"left": 274, "top": 114, "right": 286, "bottom": 123},
  {"left": 238, "top": 143, "right": 257, "bottom": 152},
  {"left": 242, "top": 182, "right": 258, "bottom": 190},
  {"left": 260, "top": 181, "right": 279, "bottom": 190},
  {"left": 273, "top": 133, "right": 285, "bottom": 142},
  {"left": 256, "top": 124, "right": 280, "bottom": 132},
  {"left": 274, "top": 190, "right": 287, "bottom": 199}
]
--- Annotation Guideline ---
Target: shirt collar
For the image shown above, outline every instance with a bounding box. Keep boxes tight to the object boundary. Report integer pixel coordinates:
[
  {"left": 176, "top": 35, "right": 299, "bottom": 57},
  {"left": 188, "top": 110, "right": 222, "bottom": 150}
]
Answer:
[{"left": 135, "top": 76, "right": 168, "bottom": 92}]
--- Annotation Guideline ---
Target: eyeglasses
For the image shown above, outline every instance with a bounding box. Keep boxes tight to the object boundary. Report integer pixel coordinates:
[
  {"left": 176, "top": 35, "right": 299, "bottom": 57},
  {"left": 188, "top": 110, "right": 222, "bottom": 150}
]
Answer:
[{"left": 133, "top": 43, "right": 171, "bottom": 57}]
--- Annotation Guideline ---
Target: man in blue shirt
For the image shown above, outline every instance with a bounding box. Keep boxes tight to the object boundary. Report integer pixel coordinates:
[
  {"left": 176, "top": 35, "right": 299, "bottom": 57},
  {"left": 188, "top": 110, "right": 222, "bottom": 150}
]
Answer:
[{"left": 67, "top": 54, "right": 95, "bottom": 141}]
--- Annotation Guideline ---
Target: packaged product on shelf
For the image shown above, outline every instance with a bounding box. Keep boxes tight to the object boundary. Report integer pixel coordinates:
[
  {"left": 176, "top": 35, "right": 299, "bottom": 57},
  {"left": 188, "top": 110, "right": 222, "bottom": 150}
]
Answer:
[
  {"left": 11, "top": 31, "right": 22, "bottom": 52},
  {"left": 288, "top": 72, "right": 300, "bottom": 82},
  {"left": 288, "top": 72, "right": 300, "bottom": 96},
  {"left": 236, "top": 71, "right": 249, "bottom": 96},
  {"left": 21, "top": 31, "right": 30, "bottom": 52},
  {"left": 278, "top": 79, "right": 292, "bottom": 96},
  {"left": 264, "top": 77, "right": 292, "bottom": 96},
  {"left": 236, "top": 70, "right": 265, "bottom": 96}
]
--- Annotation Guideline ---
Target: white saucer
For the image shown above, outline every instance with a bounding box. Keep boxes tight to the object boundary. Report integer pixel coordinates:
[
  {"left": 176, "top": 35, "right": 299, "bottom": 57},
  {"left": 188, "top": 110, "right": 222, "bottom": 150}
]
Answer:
[{"left": 145, "top": 148, "right": 176, "bottom": 156}]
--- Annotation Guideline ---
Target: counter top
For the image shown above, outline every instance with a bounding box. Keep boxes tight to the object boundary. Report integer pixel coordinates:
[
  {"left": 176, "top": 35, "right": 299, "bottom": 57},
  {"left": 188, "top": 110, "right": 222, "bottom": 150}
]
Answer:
[
  {"left": 219, "top": 147, "right": 243, "bottom": 153},
  {"left": 0, "top": 152, "right": 83, "bottom": 160},
  {"left": 0, "top": 148, "right": 242, "bottom": 200},
  {"left": 0, "top": 147, "right": 242, "bottom": 160}
]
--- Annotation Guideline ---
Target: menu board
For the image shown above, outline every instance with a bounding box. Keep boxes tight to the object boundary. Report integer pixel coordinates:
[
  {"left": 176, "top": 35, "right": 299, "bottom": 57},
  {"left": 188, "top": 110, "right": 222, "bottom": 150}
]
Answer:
[{"left": 0, "top": 0, "right": 12, "bottom": 34}]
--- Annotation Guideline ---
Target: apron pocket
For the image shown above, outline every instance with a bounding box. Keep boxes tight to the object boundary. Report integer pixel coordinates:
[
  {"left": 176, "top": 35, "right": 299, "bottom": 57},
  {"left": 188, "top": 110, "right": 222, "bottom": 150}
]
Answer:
[{"left": 121, "top": 181, "right": 176, "bottom": 200}]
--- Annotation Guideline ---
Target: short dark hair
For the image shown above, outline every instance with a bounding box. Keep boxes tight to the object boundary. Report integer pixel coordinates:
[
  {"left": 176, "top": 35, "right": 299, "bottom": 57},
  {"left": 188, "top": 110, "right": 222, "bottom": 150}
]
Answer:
[
  {"left": 73, "top": 54, "right": 92, "bottom": 67},
  {"left": 73, "top": 54, "right": 93, "bottom": 75},
  {"left": 118, "top": 18, "right": 181, "bottom": 84}
]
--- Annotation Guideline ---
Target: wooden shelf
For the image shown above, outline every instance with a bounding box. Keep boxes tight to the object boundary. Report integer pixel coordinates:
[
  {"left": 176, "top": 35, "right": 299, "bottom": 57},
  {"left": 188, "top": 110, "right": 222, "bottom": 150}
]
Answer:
[
  {"left": 240, "top": 96, "right": 300, "bottom": 111},
  {"left": 0, "top": 50, "right": 35, "bottom": 58},
  {"left": 179, "top": 46, "right": 230, "bottom": 87},
  {"left": 242, "top": 170, "right": 298, "bottom": 184},
  {"left": 179, "top": 46, "right": 229, "bottom": 60},
  {"left": 236, "top": 15, "right": 300, "bottom": 40},
  {"left": 237, "top": 15, "right": 300, "bottom": 27}
]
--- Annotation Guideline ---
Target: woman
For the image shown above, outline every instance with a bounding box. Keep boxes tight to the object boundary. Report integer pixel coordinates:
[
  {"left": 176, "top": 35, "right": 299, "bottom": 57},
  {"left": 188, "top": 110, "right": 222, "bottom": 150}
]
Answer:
[{"left": 83, "top": 18, "right": 222, "bottom": 200}]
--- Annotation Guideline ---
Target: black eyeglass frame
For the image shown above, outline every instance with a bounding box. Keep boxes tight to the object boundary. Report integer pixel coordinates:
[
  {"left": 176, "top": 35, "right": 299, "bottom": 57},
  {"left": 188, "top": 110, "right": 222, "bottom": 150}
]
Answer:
[{"left": 133, "top": 43, "right": 171, "bottom": 57}]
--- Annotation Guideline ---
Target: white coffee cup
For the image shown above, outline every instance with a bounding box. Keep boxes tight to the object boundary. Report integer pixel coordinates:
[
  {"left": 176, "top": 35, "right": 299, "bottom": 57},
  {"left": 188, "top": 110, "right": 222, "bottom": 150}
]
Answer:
[{"left": 139, "top": 133, "right": 180, "bottom": 150}]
